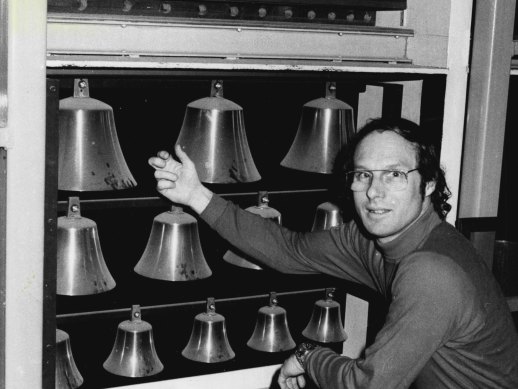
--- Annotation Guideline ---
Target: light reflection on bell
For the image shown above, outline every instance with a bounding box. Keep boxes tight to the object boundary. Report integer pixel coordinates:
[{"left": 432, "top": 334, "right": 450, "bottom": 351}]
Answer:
[
  {"left": 247, "top": 292, "right": 296, "bottom": 352},
  {"left": 223, "top": 191, "right": 281, "bottom": 270},
  {"left": 57, "top": 197, "right": 116, "bottom": 296},
  {"left": 56, "top": 329, "right": 84, "bottom": 389},
  {"left": 302, "top": 288, "right": 347, "bottom": 343},
  {"left": 58, "top": 78, "right": 137, "bottom": 191},
  {"left": 175, "top": 80, "right": 261, "bottom": 183},
  {"left": 281, "top": 82, "right": 355, "bottom": 174},
  {"left": 103, "top": 305, "right": 164, "bottom": 377},
  {"left": 182, "top": 298, "right": 235, "bottom": 363},
  {"left": 134, "top": 206, "right": 212, "bottom": 281},
  {"left": 311, "top": 202, "right": 343, "bottom": 231}
]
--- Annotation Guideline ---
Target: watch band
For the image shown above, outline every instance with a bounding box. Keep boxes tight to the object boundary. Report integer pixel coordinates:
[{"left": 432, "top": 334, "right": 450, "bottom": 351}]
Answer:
[{"left": 294, "top": 342, "right": 318, "bottom": 369}]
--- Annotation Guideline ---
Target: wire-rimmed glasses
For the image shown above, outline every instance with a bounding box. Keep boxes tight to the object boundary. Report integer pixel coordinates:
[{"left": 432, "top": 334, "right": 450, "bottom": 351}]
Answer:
[{"left": 345, "top": 168, "right": 419, "bottom": 192}]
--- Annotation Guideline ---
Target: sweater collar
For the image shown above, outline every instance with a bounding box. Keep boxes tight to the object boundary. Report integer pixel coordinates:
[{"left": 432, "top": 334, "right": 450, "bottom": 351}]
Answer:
[{"left": 375, "top": 204, "right": 441, "bottom": 263}]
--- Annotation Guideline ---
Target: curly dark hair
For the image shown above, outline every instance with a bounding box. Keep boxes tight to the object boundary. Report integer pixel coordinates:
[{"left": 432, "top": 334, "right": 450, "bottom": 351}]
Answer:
[{"left": 334, "top": 117, "right": 452, "bottom": 220}]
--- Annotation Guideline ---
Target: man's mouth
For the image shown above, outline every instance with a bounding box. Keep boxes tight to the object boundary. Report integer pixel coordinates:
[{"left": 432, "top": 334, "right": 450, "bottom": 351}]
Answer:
[{"left": 367, "top": 208, "right": 390, "bottom": 215}]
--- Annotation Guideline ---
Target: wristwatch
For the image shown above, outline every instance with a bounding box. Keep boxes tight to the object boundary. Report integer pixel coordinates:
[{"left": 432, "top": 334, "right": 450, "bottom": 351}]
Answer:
[{"left": 294, "top": 342, "right": 318, "bottom": 369}]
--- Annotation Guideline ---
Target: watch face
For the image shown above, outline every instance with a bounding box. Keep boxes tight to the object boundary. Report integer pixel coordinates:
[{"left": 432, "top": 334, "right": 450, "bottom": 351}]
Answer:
[{"left": 295, "top": 342, "right": 318, "bottom": 367}]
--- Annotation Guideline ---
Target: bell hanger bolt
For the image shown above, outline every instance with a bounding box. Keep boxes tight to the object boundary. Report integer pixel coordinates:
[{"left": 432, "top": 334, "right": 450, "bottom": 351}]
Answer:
[
  {"left": 325, "top": 287, "right": 336, "bottom": 300},
  {"left": 269, "top": 291, "right": 278, "bottom": 306},
  {"left": 131, "top": 305, "right": 142, "bottom": 322}
]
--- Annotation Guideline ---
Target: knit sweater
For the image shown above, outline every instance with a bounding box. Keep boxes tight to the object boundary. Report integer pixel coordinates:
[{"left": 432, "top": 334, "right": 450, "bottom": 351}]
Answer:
[{"left": 200, "top": 194, "right": 518, "bottom": 388}]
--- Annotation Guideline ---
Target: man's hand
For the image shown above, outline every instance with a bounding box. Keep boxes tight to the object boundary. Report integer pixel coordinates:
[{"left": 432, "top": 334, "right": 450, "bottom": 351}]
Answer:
[
  {"left": 148, "top": 145, "right": 213, "bottom": 214},
  {"left": 278, "top": 354, "right": 307, "bottom": 389}
]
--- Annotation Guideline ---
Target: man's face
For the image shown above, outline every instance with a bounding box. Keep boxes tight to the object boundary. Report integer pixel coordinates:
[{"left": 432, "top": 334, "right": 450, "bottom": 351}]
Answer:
[{"left": 352, "top": 130, "right": 435, "bottom": 244}]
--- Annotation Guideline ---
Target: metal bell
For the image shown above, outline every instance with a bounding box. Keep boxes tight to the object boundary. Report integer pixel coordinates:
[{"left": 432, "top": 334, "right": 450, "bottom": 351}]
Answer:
[
  {"left": 182, "top": 298, "right": 235, "bottom": 363},
  {"left": 302, "top": 288, "right": 347, "bottom": 343},
  {"left": 57, "top": 197, "right": 116, "bottom": 296},
  {"left": 56, "top": 329, "right": 84, "bottom": 389},
  {"left": 134, "top": 206, "right": 212, "bottom": 281},
  {"left": 103, "top": 305, "right": 164, "bottom": 377},
  {"left": 223, "top": 192, "right": 281, "bottom": 270},
  {"left": 58, "top": 78, "right": 137, "bottom": 191},
  {"left": 175, "top": 79, "right": 261, "bottom": 183},
  {"left": 281, "top": 82, "right": 355, "bottom": 174},
  {"left": 311, "top": 202, "right": 343, "bottom": 231},
  {"left": 247, "top": 292, "right": 296, "bottom": 352}
]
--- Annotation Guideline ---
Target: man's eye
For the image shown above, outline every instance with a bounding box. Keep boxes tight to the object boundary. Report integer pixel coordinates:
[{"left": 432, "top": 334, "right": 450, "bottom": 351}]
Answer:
[
  {"left": 356, "top": 171, "right": 371, "bottom": 180},
  {"left": 388, "top": 170, "right": 403, "bottom": 178}
]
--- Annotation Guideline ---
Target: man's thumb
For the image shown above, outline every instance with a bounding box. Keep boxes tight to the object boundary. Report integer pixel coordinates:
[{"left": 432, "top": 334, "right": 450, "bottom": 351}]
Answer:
[{"left": 175, "top": 144, "right": 193, "bottom": 166}]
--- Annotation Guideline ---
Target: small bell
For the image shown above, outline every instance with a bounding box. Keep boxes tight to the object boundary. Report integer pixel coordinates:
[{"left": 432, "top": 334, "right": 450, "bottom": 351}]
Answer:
[
  {"left": 58, "top": 78, "right": 137, "bottom": 191},
  {"left": 134, "top": 206, "right": 212, "bottom": 281},
  {"left": 175, "top": 80, "right": 261, "bottom": 183},
  {"left": 57, "top": 197, "right": 116, "bottom": 296},
  {"left": 223, "top": 192, "right": 281, "bottom": 270},
  {"left": 182, "top": 298, "right": 235, "bottom": 363},
  {"left": 103, "top": 305, "right": 164, "bottom": 377},
  {"left": 302, "top": 288, "right": 347, "bottom": 343},
  {"left": 56, "top": 329, "right": 84, "bottom": 389},
  {"left": 247, "top": 292, "right": 296, "bottom": 352},
  {"left": 311, "top": 202, "right": 343, "bottom": 231},
  {"left": 281, "top": 82, "right": 355, "bottom": 174}
]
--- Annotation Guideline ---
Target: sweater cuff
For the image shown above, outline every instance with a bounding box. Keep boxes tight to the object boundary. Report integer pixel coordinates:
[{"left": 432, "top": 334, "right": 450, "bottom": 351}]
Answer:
[{"left": 199, "top": 194, "right": 228, "bottom": 227}]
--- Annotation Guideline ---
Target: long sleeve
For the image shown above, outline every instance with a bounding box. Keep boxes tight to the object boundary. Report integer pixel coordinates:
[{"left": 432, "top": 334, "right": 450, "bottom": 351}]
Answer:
[
  {"left": 304, "top": 253, "right": 470, "bottom": 389},
  {"left": 200, "top": 194, "right": 377, "bottom": 288}
]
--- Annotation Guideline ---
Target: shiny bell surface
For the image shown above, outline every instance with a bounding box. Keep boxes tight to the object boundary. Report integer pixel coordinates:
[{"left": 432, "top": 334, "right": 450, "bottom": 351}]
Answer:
[
  {"left": 58, "top": 78, "right": 137, "bottom": 191},
  {"left": 57, "top": 197, "right": 116, "bottom": 296},
  {"left": 223, "top": 192, "right": 281, "bottom": 270},
  {"left": 134, "top": 206, "right": 212, "bottom": 281},
  {"left": 302, "top": 288, "right": 347, "bottom": 343},
  {"left": 103, "top": 305, "right": 164, "bottom": 377},
  {"left": 175, "top": 80, "right": 261, "bottom": 183},
  {"left": 56, "top": 329, "right": 84, "bottom": 389},
  {"left": 311, "top": 202, "right": 343, "bottom": 231},
  {"left": 281, "top": 82, "right": 355, "bottom": 174},
  {"left": 182, "top": 298, "right": 235, "bottom": 363},
  {"left": 247, "top": 292, "right": 296, "bottom": 352}
]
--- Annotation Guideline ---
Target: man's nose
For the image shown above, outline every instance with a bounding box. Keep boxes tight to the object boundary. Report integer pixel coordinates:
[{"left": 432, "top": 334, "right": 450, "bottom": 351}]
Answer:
[{"left": 366, "top": 175, "right": 385, "bottom": 199}]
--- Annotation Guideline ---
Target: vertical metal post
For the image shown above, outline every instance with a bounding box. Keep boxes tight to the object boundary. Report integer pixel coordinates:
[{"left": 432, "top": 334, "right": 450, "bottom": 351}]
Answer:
[
  {"left": 42, "top": 80, "right": 59, "bottom": 389},
  {"left": 460, "top": 0, "right": 516, "bottom": 219},
  {"left": 0, "top": 0, "right": 7, "bottom": 129},
  {"left": 459, "top": 0, "right": 516, "bottom": 267},
  {"left": 0, "top": 148, "right": 6, "bottom": 389}
]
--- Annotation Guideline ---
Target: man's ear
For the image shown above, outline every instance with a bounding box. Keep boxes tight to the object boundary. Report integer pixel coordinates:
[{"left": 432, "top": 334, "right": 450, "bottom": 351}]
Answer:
[{"left": 425, "top": 180, "right": 436, "bottom": 197}]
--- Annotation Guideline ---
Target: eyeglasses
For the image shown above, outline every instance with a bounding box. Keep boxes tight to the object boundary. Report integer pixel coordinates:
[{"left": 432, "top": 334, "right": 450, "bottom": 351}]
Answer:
[{"left": 345, "top": 168, "right": 419, "bottom": 192}]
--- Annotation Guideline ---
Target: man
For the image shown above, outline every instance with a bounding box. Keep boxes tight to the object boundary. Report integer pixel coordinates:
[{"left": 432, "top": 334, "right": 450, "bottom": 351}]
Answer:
[{"left": 149, "top": 118, "right": 518, "bottom": 389}]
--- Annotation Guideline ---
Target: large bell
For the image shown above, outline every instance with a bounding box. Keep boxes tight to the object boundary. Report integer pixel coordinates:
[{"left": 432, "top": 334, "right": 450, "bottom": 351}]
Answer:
[
  {"left": 56, "top": 329, "right": 84, "bottom": 389},
  {"left": 134, "top": 206, "right": 212, "bottom": 281},
  {"left": 175, "top": 79, "right": 261, "bottom": 183},
  {"left": 223, "top": 191, "right": 281, "bottom": 270},
  {"left": 247, "top": 292, "right": 296, "bottom": 353},
  {"left": 281, "top": 82, "right": 355, "bottom": 174},
  {"left": 58, "top": 78, "right": 137, "bottom": 191},
  {"left": 311, "top": 202, "right": 343, "bottom": 231},
  {"left": 103, "top": 305, "right": 164, "bottom": 377},
  {"left": 182, "top": 298, "right": 235, "bottom": 363},
  {"left": 302, "top": 288, "right": 347, "bottom": 343},
  {"left": 57, "top": 197, "right": 116, "bottom": 296}
]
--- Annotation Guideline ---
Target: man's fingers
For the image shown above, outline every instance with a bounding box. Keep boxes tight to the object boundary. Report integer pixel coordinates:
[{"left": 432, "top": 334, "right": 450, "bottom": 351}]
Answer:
[
  {"left": 156, "top": 179, "right": 176, "bottom": 191},
  {"left": 154, "top": 170, "right": 178, "bottom": 181},
  {"left": 148, "top": 156, "right": 167, "bottom": 169},
  {"left": 296, "top": 375, "right": 306, "bottom": 388},
  {"left": 287, "top": 377, "right": 299, "bottom": 389},
  {"left": 157, "top": 150, "right": 171, "bottom": 159}
]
